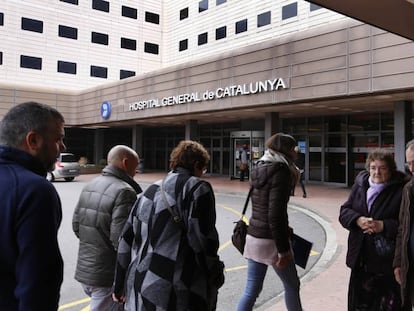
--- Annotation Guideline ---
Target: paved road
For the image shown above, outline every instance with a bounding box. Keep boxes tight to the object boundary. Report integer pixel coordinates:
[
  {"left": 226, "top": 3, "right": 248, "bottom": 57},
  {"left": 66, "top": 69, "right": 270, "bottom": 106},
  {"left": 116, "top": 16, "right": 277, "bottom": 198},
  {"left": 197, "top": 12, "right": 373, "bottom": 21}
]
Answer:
[{"left": 54, "top": 177, "right": 325, "bottom": 311}]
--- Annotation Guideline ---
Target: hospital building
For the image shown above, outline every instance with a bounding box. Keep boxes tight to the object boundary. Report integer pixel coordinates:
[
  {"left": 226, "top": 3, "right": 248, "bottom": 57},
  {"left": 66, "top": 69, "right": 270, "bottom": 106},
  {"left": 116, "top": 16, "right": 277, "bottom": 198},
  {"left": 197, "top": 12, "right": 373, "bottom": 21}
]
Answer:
[{"left": 1, "top": 0, "right": 413, "bottom": 186}]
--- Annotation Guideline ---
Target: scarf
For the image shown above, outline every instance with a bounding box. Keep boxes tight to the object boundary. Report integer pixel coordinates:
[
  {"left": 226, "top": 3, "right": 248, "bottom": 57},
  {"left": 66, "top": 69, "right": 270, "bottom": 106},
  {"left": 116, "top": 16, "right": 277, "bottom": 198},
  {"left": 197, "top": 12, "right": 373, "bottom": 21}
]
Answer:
[
  {"left": 260, "top": 149, "right": 298, "bottom": 187},
  {"left": 366, "top": 177, "right": 387, "bottom": 212},
  {"left": 260, "top": 149, "right": 289, "bottom": 165}
]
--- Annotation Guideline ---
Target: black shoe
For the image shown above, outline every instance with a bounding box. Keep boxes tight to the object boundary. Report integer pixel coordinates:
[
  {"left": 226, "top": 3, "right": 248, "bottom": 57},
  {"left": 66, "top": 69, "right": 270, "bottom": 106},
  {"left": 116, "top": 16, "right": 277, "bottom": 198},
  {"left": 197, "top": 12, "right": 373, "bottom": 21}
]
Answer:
[{"left": 303, "top": 194, "right": 307, "bottom": 198}]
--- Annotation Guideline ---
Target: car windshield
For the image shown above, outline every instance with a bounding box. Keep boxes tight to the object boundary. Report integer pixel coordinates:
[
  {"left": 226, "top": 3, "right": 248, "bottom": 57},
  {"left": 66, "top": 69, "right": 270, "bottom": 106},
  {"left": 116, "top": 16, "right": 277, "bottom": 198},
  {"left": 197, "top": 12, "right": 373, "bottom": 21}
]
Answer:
[{"left": 60, "top": 154, "right": 76, "bottom": 162}]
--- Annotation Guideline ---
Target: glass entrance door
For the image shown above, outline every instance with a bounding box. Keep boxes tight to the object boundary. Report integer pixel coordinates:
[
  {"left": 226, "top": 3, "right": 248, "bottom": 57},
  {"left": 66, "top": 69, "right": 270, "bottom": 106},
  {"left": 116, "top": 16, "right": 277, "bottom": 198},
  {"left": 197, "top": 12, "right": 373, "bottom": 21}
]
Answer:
[
  {"left": 324, "top": 134, "right": 346, "bottom": 183},
  {"left": 233, "top": 138, "right": 250, "bottom": 179},
  {"left": 230, "top": 131, "right": 264, "bottom": 179},
  {"left": 309, "top": 135, "right": 322, "bottom": 182}
]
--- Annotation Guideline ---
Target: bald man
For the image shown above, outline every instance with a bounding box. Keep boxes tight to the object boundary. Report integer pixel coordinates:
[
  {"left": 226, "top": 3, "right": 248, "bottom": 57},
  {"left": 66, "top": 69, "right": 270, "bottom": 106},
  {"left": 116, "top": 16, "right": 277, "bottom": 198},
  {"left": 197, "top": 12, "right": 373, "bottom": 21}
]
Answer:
[{"left": 72, "top": 145, "right": 142, "bottom": 311}]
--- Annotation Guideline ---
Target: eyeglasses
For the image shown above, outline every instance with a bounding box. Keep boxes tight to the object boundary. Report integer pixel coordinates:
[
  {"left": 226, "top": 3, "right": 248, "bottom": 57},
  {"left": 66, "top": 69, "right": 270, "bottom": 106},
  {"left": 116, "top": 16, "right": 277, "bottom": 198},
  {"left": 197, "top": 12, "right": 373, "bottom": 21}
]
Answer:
[{"left": 406, "top": 161, "right": 414, "bottom": 167}]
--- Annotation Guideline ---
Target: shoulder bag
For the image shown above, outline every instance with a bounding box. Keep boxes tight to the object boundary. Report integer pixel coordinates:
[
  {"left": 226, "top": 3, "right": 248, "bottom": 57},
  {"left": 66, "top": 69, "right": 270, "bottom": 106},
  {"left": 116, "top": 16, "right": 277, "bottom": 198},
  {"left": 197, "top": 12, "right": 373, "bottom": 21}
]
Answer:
[{"left": 231, "top": 186, "right": 253, "bottom": 255}]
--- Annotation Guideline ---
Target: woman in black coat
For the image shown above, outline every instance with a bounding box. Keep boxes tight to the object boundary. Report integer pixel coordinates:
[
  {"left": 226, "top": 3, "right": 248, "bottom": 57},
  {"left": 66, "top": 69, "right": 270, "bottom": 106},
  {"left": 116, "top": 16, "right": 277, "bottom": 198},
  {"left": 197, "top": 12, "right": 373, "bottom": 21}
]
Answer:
[{"left": 339, "top": 149, "right": 410, "bottom": 311}]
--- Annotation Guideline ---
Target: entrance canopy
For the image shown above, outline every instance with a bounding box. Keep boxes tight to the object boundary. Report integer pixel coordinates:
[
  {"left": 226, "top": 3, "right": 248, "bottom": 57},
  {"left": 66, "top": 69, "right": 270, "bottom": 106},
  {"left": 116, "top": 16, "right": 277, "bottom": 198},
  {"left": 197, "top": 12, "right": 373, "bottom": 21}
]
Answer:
[{"left": 306, "top": 0, "right": 414, "bottom": 41}]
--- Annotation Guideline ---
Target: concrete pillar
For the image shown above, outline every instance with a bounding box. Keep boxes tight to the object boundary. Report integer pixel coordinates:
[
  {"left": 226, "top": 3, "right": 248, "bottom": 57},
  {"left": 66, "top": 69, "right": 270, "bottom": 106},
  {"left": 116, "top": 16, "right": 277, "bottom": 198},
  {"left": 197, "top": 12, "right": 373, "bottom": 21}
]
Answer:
[
  {"left": 264, "top": 112, "right": 280, "bottom": 142},
  {"left": 93, "top": 129, "right": 104, "bottom": 164},
  {"left": 185, "top": 120, "right": 198, "bottom": 141},
  {"left": 394, "top": 100, "right": 412, "bottom": 171}
]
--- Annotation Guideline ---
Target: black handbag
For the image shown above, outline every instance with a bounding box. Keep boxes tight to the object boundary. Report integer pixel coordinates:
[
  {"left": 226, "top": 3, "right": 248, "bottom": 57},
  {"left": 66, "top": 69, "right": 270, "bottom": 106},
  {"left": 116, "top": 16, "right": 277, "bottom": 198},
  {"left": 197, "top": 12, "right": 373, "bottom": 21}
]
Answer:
[
  {"left": 231, "top": 186, "right": 253, "bottom": 254},
  {"left": 373, "top": 233, "right": 395, "bottom": 258}
]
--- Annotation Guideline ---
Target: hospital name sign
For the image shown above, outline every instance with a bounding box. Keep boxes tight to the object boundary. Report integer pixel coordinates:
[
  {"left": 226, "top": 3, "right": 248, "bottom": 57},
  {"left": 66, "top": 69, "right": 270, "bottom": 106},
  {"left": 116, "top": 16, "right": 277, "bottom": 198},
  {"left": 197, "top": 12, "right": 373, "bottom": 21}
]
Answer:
[{"left": 127, "top": 78, "right": 288, "bottom": 111}]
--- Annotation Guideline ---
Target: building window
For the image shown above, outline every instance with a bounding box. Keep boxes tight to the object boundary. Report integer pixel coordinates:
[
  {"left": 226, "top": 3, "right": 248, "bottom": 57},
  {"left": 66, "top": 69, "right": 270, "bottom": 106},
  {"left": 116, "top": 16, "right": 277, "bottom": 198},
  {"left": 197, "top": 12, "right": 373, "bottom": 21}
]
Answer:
[
  {"left": 310, "top": 3, "right": 322, "bottom": 11},
  {"left": 145, "top": 12, "right": 160, "bottom": 24},
  {"left": 59, "top": 25, "right": 78, "bottom": 39},
  {"left": 91, "top": 32, "right": 109, "bottom": 45},
  {"left": 120, "top": 70, "right": 135, "bottom": 79},
  {"left": 121, "top": 37, "right": 137, "bottom": 50},
  {"left": 92, "top": 0, "right": 109, "bottom": 13},
  {"left": 122, "top": 6, "right": 137, "bottom": 19},
  {"left": 282, "top": 2, "right": 298, "bottom": 20},
  {"left": 21, "top": 17, "right": 43, "bottom": 33},
  {"left": 215, "top": 26, "right": 226, "bottom": 40},
  {"left": 179, "top": 39, "right": 188, "bottom": 51},
  {"left": 0, "top": 52, "right": 2, "bottom": 65},
  {"left": 0, "top": 12, "right": 3, "bottom": 26},
  {"left": 198, "top": 32, "right": 208, "bottom": 45},
  {"left": 199, "top": 0, "right": 208, "bottom": 13},
  {"left": 57, "top": 60, "right": 77, "bottom": 74},
  {"left": 235, "top": 19, "right": 247, "bottom": 34},
  {"left": 216, "top": 0, "right": 227, "bottom": 5},
  {"left": 60, "top": 0, "right": 78, "bottom": 4},
  {"left": 257, "top": 11, "right": 271, "bottom": 27},
  {"left": 20, "top": 55, "right": 42, "bottom": 70},
  {"left": 144, "top": 42, "right": 159, "bottom": 54},
  {"left": 90, "top": 65, "right": 107, "bottom": 78},
  {"left": 180, "top": 7, "right": 189, "bottom": 20}
]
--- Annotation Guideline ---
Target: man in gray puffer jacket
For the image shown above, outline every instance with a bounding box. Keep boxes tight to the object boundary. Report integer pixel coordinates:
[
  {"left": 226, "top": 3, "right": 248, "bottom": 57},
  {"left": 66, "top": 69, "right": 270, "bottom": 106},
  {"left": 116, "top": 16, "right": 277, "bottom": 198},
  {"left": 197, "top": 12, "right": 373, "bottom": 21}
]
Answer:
[{"left": 73, "top": 145, "right": 142, "bottom": 311}]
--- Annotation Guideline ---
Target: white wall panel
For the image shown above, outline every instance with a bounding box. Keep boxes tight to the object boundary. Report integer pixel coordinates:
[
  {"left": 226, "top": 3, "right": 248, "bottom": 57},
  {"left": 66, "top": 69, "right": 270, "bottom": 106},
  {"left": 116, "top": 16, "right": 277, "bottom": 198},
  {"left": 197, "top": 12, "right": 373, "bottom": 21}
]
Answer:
[{"left": 0, "top": 0, "right": 348, "bottom": 90}]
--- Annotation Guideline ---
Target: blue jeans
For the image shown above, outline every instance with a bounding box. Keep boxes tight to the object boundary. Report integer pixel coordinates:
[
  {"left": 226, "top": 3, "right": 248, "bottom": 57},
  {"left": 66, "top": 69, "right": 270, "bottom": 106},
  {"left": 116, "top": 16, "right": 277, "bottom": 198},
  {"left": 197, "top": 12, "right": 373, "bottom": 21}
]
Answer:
[
  {"left": 237, "top": 259, "right": 303, "bottom": 311},
  {"left": 81, "top": 284, "right": 123, "bottom": 311}
]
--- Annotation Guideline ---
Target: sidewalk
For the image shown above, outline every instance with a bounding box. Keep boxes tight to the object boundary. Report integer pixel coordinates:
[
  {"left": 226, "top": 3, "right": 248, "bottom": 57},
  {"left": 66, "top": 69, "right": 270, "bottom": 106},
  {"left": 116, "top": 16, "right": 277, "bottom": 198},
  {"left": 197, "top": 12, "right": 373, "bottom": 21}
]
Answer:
[{"left": 134, "top": 171, "right": 351, "bottom": 311}]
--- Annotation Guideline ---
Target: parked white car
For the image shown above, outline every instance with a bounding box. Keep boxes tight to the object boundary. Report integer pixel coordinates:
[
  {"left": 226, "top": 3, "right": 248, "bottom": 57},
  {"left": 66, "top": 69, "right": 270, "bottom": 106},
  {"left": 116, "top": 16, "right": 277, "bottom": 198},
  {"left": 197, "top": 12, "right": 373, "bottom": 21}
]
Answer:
[{"left": 47, "top": 152, "right": 81, "bottom": 182}]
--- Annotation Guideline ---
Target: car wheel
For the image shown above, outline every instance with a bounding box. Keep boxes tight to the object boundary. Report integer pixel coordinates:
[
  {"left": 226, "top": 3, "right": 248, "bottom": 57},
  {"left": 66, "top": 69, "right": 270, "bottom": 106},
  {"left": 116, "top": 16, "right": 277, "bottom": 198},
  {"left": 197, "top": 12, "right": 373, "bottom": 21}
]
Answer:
[
  {"left": 47, "top": 172, "right": 55, "bottom": 182},
  {"left": 64, "top": 177, "right": 75, "bottom": 182}
]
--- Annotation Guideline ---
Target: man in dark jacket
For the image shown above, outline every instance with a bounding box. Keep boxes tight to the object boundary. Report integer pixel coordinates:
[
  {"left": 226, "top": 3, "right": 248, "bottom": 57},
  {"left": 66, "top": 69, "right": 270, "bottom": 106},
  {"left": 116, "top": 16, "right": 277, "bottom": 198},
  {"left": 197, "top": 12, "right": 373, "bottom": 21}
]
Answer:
[
  {"left": 73, "top": 145, "right": 142, "bottom": 311},
  {"left": 394, "top": 139, "right": 414, "bottom": 308},
  {"left": 0, "top": 102, "right": 65, "bottom": 311}
]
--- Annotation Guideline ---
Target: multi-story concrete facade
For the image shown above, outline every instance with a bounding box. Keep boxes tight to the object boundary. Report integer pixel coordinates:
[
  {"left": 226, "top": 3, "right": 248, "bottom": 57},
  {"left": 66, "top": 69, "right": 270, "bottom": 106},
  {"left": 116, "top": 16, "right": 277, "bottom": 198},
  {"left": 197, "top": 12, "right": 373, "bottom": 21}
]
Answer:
[
  {"left": 0, "top": 0, "right": 346, "bottom": 89},
  {"left": 0, "top": 0, "right": 413, "bottom": 186}
]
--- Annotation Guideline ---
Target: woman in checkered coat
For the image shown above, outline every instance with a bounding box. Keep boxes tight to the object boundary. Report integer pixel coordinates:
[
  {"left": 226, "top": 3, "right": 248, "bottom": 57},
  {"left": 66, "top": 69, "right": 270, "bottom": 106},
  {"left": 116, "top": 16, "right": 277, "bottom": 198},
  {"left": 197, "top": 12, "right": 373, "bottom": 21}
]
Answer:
[{"left": 113, "top": 140, "right": 224, "bottom": 311}]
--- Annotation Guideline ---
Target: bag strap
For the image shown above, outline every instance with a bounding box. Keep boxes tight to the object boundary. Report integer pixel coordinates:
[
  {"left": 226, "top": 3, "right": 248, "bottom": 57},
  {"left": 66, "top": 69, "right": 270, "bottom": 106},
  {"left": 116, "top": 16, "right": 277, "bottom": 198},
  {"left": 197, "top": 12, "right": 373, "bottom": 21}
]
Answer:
[
  {"left": 160, "top": 177, "right": 182, "bottom": 223},
  {"left": 241, "top": 186, "right": 253, "bottom": 216},
  {"left": 160, "top": 176, "right": 203, "bottom": 226}
]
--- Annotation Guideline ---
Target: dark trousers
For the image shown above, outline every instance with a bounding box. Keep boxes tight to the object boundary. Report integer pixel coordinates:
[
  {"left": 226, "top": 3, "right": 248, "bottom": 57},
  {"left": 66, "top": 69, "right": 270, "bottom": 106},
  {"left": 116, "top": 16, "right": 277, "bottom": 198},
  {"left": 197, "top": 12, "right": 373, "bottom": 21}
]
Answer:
[
  {"left": 240, "top": 169, "right": 248, "bottom": 181},
  {"left": 292, "top": 176, "right": 306, "bottom": 196}
]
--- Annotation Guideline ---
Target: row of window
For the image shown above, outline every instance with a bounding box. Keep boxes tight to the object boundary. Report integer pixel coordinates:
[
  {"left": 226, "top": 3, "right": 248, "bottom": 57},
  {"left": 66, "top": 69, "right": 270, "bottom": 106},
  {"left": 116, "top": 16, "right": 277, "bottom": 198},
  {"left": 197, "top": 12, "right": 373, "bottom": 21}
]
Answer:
[
  {"left": 62, "top": 0, "right": 223, "bottom": 21},
  {"left": 199, "top": 0, "right": 227, "bottom": 13},
  {"left": 0, "top": 52, "right": 135, "bottom": 80},
  {"left": 60, "top": 0, "right": 160, "bottom": 23},
  {"left": 0, "top": 15, "right": 159, "bottom": 54},
  {"left": 180, "top": 1, "right": 319, "bottom": 20},
  {"left": 179, "top": 0, "right": 227, "bottom": 20},
  {"left": 0, "top": 2, "right": 323, "bottom": 57},
  {"left": 179, "top": 2, "right": 321, "bottom": 51}
]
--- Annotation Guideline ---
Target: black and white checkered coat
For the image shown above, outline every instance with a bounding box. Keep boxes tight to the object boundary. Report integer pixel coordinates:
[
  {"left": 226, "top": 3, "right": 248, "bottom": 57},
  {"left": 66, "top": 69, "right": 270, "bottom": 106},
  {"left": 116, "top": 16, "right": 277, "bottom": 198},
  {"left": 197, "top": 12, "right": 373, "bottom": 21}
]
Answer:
[{"left": 114, "top": 168, "right": 224, "bottom": 311}]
